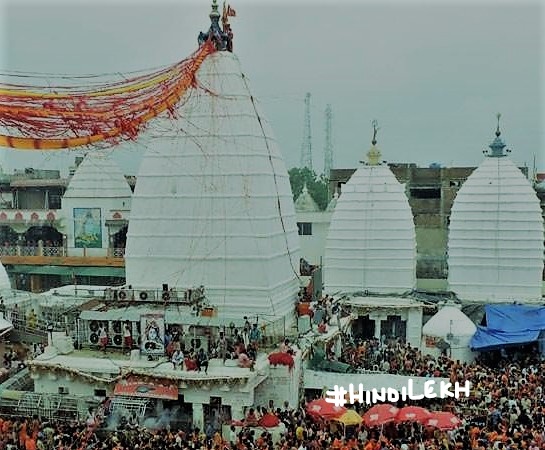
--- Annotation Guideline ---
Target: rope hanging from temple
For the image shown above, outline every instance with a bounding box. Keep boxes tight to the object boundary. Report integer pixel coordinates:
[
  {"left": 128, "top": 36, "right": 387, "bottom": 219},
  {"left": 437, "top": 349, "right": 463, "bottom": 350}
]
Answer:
[
  {"left": 0, "top": 0, "right": 237, "bottom": 150},
  {"left": 0, "top": 40, "right": 216, "bottom": 150}
]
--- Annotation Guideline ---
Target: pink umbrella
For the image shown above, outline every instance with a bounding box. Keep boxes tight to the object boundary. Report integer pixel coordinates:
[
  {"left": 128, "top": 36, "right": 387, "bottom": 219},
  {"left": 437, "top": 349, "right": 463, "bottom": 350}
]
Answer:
[
  {"left": 306, "top": 398, "right": 347, "bottom": 420},
  {"left": 426, "top": 412, "right": 462, "bottom": 430},
  {"left": 396, "top": 406, "right": 432, "bottom": 423},
  {"left": 362, "top": 404, "right": 400, "bottom": 427}
]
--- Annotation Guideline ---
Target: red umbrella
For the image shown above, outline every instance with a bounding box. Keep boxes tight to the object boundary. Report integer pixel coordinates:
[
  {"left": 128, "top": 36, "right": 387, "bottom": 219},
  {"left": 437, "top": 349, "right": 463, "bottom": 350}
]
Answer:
[
  {"left": 362, "top": 404, "right": 400, "bottom": 427},
  {"left": 426, "top": 412, "right": 462, "bottom": 430},
  {"left": 396, "top": 406, "right": 432, "bottom": 423},
  {"left": 306, "top": 398, "right": 347, "bottom": 420},
  {"left": 258, "top": 413, "right": 280, "bottom": 428}
]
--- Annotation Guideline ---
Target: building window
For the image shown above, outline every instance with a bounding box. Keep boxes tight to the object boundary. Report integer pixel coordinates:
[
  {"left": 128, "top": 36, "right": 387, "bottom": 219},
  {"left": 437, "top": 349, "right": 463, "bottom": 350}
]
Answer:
[
  {"left": 410, "top": 188, "right": 441, "bottom": 199},
  {"left": 297, "top": 222, "right": 312, "bottom": 236},
  {"left": 49, "top": 194, "right": 62, "bottom": 209},
  {"left": 94, "top": 389, "right": 107, "bottom": 397}
]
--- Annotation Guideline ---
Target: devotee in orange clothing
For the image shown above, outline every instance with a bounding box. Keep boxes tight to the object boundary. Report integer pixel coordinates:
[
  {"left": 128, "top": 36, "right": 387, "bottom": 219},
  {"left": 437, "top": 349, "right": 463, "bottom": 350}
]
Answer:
[{"left": 24, "top": 436, "right": 36, "bottom": 450}]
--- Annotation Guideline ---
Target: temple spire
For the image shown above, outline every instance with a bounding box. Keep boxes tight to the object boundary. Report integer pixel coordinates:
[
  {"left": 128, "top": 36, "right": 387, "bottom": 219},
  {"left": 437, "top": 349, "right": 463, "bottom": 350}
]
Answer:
[
  {"left": 198, "top": 0, "right": 233, "bottom": 52},
  {"left": 372, "top": 119, "right": 378, "bottom": 146},
  {"left": 487, "top": 113, "right": 508, "bottom": 158},
  {"left": 365, "top": 119, "right": 381, "bottom": 165}
]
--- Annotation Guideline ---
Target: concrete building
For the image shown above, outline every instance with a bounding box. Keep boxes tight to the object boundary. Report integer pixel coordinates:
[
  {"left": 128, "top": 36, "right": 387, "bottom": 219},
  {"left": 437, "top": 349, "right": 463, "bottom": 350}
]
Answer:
[{"left": 295, "top": 185, "right": 332, "bottom": 266}]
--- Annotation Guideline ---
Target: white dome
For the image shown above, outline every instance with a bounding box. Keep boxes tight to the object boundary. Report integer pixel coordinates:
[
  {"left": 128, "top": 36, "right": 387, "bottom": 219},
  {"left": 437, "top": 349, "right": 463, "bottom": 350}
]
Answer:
[
  {"left": 125, "top": 51, "right": 300, "bottom": 321},
  {"left": 295, "top": 185, "right": 320, "bottom": 213},
  {"left": 324, "top": 148, "right": 416, "bottom": 294},
  {"left": 448, "top": 156, "right": 544, "bottom": 302},
  {"left": 422, "top": 306, "right": 476, "bottom": 337},
  {"left": 64, "top": 152, "right": 132, "bottom": 200}
]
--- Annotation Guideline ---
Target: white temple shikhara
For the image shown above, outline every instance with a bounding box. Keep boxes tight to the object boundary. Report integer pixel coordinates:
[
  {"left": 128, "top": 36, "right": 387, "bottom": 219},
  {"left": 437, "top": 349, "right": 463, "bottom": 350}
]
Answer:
[
  {"left": 448, "top": 115, "right": 544, "bottom": 302},
  {"left": 324, "top": 122, "right": 416, "bottom": 295},
  {"left": 125, "top": 16, "right": 300, "bottom": 326}
]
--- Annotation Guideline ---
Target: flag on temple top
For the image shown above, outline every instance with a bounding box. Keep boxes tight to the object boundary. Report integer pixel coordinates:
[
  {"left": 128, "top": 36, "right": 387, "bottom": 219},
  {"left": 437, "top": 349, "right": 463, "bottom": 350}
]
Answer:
[{"left": 227, "top": 5, "right": 236, "bottom": 16}]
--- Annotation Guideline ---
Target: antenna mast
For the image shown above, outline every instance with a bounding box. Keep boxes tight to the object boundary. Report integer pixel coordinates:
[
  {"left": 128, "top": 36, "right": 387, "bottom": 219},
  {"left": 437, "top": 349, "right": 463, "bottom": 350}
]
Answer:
[
  {"left": 300, "top": 93, "right": 313, "bottom": 170},
  {"left": 324, "top": 104, "right": 333, "bottom": 178}
]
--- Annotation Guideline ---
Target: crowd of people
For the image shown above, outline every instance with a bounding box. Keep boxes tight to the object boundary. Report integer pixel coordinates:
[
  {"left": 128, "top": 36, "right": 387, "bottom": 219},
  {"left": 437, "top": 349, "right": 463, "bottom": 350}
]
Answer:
[
  {"left": 164, "top": 319, "right": 263, "bottom": 372},
  {"left": 337, "top": 338, "right": 458, "bottom": 377},
  {"left": 1, "top": 340, "right": 545, "bottom": 450}
]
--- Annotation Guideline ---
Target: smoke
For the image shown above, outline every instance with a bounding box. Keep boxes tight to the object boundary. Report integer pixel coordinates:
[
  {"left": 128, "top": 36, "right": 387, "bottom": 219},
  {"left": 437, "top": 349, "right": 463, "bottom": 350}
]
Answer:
[
  {"left": 104, "top": 408, "right": 124, "bottom": 431},
  {"left": 142, "top": 403, "right": 182, "bottom": 432},
  {"left": 105, "top": 401, "right": 186, "bottom": 432}
]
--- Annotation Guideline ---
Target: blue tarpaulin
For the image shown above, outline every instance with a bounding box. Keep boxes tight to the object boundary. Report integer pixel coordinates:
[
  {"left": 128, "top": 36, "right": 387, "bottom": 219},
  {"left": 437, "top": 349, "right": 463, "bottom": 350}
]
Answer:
[
  {"left": 471, "top": 326, "right": 541, "bottom": 351},
  {"left": 470, "top": 304, "right": 545, "bottom": 351},
  {"left": 484, "top": 304, "right": 545, "bottom": 331}
]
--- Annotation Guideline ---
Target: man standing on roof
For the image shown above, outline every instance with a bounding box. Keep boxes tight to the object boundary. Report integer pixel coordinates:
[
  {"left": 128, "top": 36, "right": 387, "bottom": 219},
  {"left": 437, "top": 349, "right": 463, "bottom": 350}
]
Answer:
[
  {"left": 99, "top": 324, "right": 108, "bottom": 353},
  {"left": 123, "top": 322, "right": 133, "bottom": 354},
  {"left": 249, "top": 323, "right": 261, "bottom": 349}
]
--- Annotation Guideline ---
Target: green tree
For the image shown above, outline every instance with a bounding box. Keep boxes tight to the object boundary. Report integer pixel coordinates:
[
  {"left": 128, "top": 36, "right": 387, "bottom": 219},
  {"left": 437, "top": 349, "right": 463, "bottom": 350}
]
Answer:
[{"left": 288, "top": 167, "right": 329, "bottom": 211}]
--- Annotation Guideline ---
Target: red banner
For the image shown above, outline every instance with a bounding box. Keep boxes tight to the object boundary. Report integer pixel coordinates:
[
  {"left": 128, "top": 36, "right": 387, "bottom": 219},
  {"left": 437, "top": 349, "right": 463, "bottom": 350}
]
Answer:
[{"left": 114, "top": 381, "right": 178, "bottom": 400}]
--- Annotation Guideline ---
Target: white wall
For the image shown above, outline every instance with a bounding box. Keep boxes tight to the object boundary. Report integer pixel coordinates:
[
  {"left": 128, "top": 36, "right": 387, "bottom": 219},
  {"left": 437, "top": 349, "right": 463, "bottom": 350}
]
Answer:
[
  {"left": 421, "top": 334, "right": 476, "bottom": 364},
  {"left": 406, "top": 308, "right": 423, "bottom": 348},
  {"left": 254, "top": 351, "right": 303, "bottom": 409},
  {"left": 296, "top": 211, "right": 332, "bottom": 266},
  {"left": 365, "top": 306, "right": 422, "bottom": 348},
  {"left": 33, "top": 372, "right": 110, "bottom": 397}
]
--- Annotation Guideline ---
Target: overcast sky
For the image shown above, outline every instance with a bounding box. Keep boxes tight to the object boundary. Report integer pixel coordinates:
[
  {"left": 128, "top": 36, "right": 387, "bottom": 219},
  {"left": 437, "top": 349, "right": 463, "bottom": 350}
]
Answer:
[{"left": 0, "top": 0, "right": 543, "bottom": 177}]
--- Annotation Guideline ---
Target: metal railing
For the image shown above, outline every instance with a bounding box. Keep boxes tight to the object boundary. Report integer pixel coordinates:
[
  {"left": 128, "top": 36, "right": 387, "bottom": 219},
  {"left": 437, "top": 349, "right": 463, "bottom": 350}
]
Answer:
[
  {"left": 0, "top": 245, "right": 125, "bottom": 258},
  {"left": 104, "top": 286, "right": 206, "bottom": 305},
  {"left": 2, "top": 308, "right": 69, "bottom": 336},
  {"left": 20, "top": 246, "right": 38, "bottom": 256},
  {"left": 42, "top": 246, "right": 64, "bottom": 257}
]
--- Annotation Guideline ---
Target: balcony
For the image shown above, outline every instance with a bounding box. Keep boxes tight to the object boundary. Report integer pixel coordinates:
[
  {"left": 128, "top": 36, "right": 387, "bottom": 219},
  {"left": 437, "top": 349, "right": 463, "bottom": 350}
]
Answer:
[{"left": 0, "top": 246, "right": 125, "bottom": 267}]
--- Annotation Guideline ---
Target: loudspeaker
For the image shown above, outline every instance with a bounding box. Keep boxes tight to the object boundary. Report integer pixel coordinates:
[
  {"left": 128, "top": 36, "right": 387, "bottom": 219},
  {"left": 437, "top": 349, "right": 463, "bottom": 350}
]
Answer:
[
  {"left": 111, "top": 321, "right": 123, "bottom": 347},
  {"left": 88, "top": 321, "right": 108, "bottom": 346},
  {"left": 138, "top": 290, "right": 154, "bottom": 301},
  {"left": 162, "top": 283, "right": 169, "bottom": 292}
]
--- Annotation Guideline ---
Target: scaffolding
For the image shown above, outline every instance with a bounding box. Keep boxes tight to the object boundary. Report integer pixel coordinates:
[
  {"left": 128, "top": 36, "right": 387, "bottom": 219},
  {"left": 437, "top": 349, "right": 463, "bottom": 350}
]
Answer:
[
  {"left": 109, "top": 396, "right": 149, "bottom": 419},
  {"left": 0, "top": 390, "right": 96, "bottom": 421}
]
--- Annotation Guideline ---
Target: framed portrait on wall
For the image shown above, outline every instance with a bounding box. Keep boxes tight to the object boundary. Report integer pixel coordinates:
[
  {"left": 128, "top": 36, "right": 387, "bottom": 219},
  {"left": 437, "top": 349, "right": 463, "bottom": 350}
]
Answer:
[{"left": 73, "top": 207, "right": 102, "bottom": 248}]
